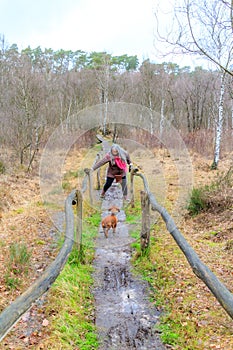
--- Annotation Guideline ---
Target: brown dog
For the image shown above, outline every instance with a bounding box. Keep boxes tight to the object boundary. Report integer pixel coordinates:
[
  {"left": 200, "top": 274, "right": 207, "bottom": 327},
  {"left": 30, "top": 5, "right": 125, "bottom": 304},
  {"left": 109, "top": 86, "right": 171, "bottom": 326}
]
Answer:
[{"left": 101, "top": 206, "right": 120, "bottom": 238}]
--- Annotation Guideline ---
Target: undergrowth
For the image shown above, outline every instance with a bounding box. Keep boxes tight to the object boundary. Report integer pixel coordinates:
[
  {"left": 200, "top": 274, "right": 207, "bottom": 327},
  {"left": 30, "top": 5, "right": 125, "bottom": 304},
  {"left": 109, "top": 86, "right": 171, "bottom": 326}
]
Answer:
[
  {"left": 187, "top": 167, "right": 233, "bottom": 216},
  {"left": 4, "top": 242, "right": 31, "bottom": 290}
]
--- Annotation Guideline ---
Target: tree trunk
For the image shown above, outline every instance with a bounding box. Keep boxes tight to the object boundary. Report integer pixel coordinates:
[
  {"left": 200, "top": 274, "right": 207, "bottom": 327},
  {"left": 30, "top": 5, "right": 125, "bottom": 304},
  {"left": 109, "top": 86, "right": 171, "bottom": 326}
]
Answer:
[{"left": 212, "top": 71, "right": 225, "bottom": 169}]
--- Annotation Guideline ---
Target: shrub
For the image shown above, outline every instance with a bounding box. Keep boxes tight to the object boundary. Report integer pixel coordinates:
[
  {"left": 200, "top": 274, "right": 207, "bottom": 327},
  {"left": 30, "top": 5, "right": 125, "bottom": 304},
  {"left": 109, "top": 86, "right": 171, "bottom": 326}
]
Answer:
[
  {"left": 8, "top": 242, "right": 31, "bottom": 274},
  {"left": 4, "top": 243, "right": 31, "bottom": 290},
  {"left": 187, "top": 167, "right": 233, "bottom": 216},
  {"left": 187, "top": 187, "right": 207, "bottom": 216}
]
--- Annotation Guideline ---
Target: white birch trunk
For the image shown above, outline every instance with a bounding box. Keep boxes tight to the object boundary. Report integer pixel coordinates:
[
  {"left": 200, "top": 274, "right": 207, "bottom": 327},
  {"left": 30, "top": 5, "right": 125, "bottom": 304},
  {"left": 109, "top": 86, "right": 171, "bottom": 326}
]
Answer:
[{"left": 212, "top": 72, "right": 225, "bottom": 169}]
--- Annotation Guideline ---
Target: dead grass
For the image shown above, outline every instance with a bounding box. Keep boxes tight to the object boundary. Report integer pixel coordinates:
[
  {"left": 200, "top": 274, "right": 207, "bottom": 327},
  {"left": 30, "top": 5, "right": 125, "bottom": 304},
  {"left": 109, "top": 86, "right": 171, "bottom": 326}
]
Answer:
[{"left": 144, "top": 150, "right": 233, "bottom": 349}]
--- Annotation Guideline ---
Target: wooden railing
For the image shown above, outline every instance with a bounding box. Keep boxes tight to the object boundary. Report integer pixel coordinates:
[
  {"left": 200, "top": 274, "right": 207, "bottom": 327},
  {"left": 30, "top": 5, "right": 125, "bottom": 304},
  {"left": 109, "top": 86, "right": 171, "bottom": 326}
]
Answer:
[
  {"left": 130, "top": 167, "right": 233, "bottom": 320},
  {"left": 0, "top": 154, "right": 99, "bottom": 341},
  {"left": 0, "top": 190, "right": 76, "bottom": 341}
]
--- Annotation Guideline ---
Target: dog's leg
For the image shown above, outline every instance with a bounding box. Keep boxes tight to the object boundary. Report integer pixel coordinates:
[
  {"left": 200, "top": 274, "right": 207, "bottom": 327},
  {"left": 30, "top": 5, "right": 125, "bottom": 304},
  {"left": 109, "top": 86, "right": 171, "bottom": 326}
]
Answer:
[{"left": 104, "top": 228, "right": 108, "bottom": 238}]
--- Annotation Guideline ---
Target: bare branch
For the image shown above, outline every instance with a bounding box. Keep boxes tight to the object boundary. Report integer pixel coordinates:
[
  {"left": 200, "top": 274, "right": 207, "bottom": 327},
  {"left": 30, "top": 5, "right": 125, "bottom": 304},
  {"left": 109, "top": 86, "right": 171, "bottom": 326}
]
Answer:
[{"left": 154, "top": 0, "right": 233, "bottom": 76}]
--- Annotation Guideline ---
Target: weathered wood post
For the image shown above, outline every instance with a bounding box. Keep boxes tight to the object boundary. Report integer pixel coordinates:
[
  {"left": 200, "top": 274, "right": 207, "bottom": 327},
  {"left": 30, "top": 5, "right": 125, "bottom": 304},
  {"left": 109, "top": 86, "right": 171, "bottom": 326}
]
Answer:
[
  {"left": 140, "top": 190, "right": 150, "bottom": 250},
  {"left": 96, "top": 153, "right": 101, "bottom": 190},
  {"left": 84, "top": 168, "right": 93, "bottom": 205},
  {"left": 130, "top": 168, "right": 136, "bottom": 208},
  {"left": 76, "top": 189, "right": 83, "bottom": 251}
]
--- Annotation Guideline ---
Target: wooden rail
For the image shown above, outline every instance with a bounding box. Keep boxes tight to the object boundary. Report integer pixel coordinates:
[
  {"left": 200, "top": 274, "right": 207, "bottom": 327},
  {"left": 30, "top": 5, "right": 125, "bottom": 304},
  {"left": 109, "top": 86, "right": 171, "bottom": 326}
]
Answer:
[
  {"left": 0, "top": 190, "right": 77, "bottom": 341},
  {"left": 0, "top": 147, "right": 100, "bottom": 341},
  {"left": 131, "top": 168, "right": 233, "bottom": 320}
]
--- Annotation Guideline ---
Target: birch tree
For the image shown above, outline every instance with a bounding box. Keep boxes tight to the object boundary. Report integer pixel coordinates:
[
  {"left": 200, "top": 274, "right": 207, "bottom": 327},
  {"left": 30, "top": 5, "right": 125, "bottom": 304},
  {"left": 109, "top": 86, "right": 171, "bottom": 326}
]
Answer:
[
  {"left": 212, "top": 70, "right": 226, "bottom": 169},
  {"left": 154, "top": 0, "right": 233, "bottom": 168}
]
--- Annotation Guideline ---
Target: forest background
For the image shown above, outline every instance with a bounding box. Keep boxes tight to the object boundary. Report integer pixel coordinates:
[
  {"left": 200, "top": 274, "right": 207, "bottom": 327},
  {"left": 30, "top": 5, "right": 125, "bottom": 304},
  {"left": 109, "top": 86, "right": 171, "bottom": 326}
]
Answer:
[{"left": 0, "top": 38, "right": 232, "bottom": 172}]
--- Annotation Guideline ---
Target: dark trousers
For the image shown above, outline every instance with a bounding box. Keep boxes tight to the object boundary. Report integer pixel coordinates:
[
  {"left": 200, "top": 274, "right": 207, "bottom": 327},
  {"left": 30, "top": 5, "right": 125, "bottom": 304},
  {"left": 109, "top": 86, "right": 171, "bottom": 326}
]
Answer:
[{"left": 103, "top": 176, "right": 127, "bottom": 196}]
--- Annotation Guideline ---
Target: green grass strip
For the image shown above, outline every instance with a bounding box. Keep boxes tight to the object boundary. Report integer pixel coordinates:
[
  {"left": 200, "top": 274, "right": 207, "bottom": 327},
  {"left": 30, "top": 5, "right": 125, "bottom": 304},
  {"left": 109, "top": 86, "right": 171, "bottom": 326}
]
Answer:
[{"left": 43, "top": 211, "right": 100, "bottom": 349}]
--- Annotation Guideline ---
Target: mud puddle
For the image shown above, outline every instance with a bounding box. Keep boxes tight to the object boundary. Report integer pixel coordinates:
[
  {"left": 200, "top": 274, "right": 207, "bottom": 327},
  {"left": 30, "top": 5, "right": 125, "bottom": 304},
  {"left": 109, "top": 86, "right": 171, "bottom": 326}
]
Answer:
[{"left": 92, "top": 184, "right": 166, "bottom": 349}]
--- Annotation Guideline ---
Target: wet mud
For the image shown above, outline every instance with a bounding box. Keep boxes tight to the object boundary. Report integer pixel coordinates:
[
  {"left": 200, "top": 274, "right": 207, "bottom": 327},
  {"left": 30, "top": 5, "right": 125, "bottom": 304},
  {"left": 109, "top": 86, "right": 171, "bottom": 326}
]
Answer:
[{"left": 92, "top": 183, "right": 166, "bottom": 349}]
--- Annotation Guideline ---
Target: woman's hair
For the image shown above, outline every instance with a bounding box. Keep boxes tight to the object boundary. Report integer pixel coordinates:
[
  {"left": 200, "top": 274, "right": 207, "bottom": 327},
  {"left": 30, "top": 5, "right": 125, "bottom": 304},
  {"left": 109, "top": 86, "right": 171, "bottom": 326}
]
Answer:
[{"left": 109, "top": 144, "right": 127, "bottom": 163}]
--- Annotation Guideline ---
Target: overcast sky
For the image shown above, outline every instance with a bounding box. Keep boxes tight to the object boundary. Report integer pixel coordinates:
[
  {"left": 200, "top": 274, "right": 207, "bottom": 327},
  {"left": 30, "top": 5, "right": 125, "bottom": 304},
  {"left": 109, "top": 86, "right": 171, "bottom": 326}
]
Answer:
[{"left": 0, "top": 0, "right": 202, "bottom": 68}]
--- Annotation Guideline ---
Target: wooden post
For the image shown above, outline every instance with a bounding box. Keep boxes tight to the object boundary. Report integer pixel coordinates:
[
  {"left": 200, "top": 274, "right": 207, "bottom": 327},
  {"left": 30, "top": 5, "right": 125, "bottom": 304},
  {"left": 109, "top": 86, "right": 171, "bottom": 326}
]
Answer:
[
  {"left": 84, "top": 168, "right": 93, "bottom": 205},
  {"left": 96, "top": 153, "right": 101, "bottom": 190},
  {"left": 130, "top": 169, "right": 135, "bottom": 208},
  {"left": 76, "top": 190, "right": 83, "bottom": 251},
  {"left": 88, "top": 170, "right": 93, "bottom": 205},
  {"left": 140, "top": 190, "right": 150, "bottom": 250}
]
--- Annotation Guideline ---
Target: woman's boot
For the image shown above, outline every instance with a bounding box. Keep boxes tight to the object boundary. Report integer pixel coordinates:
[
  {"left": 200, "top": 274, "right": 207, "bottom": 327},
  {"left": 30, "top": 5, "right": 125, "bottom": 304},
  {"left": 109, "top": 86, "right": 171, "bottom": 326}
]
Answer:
[{"left": 100, "top": 190, "right": 105, "bottom": 198}]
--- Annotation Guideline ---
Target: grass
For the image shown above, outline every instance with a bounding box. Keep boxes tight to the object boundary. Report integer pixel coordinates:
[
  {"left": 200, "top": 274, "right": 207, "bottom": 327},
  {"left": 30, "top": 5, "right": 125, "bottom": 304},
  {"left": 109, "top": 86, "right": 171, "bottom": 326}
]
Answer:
[
  {"left": 187, "top": 187, "right": 207, "bottom": 216},
  {"left": 125, "top": 200, "right": 213, "bottom": 349},
  {"left": 125, "top": 202, "right": 141, "bottom": 225},
  {"left": 4, "top": 242, "right": 31, "bottom": 290},
  {"left": 42, "top": 208, "right": 100, "bottom": 350},
  {"left": 45, "top": 259, "right": 98, "bottom": 349}
]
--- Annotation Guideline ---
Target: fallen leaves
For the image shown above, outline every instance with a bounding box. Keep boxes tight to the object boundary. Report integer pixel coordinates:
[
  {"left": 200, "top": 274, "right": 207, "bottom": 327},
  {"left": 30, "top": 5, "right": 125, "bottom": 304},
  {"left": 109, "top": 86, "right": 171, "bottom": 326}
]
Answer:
[{"left": 42, "top": 319, "right": 49, "bottom": 327}]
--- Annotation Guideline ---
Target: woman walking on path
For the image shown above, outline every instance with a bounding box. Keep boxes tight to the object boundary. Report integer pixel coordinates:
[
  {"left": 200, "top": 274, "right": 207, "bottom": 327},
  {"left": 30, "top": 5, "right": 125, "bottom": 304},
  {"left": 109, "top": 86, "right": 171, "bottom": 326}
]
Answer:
[{"left": 91, "top": 144, "right": 132, "bottom": 200}]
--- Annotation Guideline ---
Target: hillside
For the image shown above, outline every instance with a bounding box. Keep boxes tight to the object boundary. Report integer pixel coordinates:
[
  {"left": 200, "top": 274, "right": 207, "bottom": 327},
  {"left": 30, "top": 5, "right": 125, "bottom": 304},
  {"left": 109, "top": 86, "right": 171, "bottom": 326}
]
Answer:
[{"left": 0, "top": 147, "right": 232, "bottom": 349}]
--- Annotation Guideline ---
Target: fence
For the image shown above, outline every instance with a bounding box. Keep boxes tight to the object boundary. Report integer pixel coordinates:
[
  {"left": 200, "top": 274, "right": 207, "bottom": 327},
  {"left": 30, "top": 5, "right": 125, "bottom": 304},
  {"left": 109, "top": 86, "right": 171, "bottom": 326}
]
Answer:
[
  {"left": 0, "top": 190, "right": 76, "bottom": 341},
  {"left": 74, "top": 141, "right": 233, "bottom": 320},
  {"left": 0, "top": 155, "right": 97, "bottom": 341},
  {"left": 130, "top": 167, "right": 233, "bottom": 320},
  {"left": 0, "top": 133, "right": 110, "bottom": 339}
]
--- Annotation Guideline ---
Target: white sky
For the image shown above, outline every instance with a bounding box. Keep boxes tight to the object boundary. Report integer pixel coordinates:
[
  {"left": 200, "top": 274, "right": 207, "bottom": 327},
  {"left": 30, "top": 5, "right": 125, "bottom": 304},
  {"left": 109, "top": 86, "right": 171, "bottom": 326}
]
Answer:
[{"left": 0, "top": 0, "right": 203, "bottom": 68}]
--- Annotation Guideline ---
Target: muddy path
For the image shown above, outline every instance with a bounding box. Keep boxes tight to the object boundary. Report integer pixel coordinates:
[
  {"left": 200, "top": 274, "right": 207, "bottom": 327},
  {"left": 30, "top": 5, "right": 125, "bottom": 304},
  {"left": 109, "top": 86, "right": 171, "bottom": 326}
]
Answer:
[{"left": 92, "top": 183, "right": 166, "bottom": 350}]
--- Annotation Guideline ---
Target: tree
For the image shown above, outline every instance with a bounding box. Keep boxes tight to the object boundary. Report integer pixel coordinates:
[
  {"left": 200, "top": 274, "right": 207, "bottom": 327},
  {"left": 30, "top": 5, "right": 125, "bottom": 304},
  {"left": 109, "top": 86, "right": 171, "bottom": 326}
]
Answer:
[
  {"left": 86, "top": 52, "right": 139, "bottom": 134},
  {"left": 155, "top": 0, "right": 233, "bottom": 76},
  {"left": 3, "top": 53, "right": 46, "bottom": 169},
  {"left": 154, "top": 0, "right": 233, "bottom": 168},
  {"left": 176, "top": 67, "right": 217, "bottom": 132}
]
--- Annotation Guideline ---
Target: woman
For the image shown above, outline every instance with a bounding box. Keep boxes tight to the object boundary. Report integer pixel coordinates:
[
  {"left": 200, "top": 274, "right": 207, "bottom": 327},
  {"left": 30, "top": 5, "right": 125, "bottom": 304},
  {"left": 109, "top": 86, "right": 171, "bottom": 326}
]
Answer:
[{"left": 91, "top": 144, "right": 132, "bottom": 200}]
